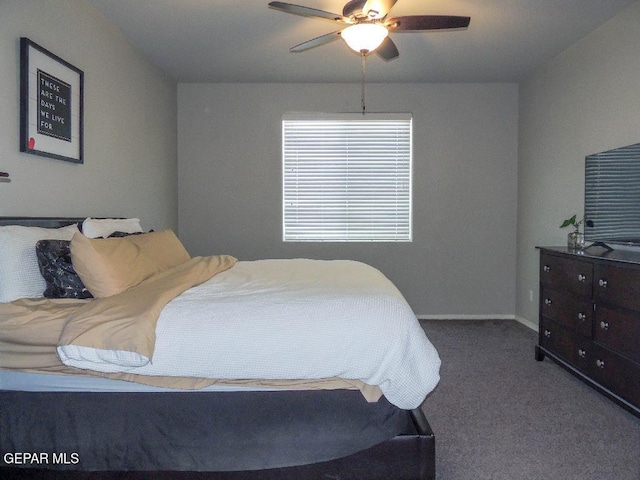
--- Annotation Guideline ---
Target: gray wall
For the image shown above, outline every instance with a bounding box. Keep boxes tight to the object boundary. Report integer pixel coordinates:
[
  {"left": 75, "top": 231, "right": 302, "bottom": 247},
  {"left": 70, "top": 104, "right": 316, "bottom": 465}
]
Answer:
[
  {"left": 0, "top": 0, "right": 178, "bottom": 232},
  {"left": 178, "top": 83, "right": 519, "bottom": 316},
  {"left": 516, "top": 1, "right": 640, "bottom": 327}
]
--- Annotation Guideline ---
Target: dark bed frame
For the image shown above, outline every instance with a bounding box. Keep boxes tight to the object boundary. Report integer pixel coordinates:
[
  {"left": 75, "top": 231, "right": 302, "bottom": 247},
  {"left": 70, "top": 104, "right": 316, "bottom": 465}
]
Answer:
[{"left": 0, "top": 217, "right": 436, "bottom": 480}]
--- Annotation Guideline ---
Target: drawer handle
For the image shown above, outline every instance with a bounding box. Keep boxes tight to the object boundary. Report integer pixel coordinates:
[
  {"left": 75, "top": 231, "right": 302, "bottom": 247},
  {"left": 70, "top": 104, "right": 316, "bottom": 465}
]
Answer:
[
  {"left": 596, "top": 359, "right": 605, "bottom": 369},
  {"left": 600, "top": 321, "right": 609, "bottom": 330},
  {"left": 578, "top": 349, "right": 586, "bottom": 358},
  {"left": 598, "top": 279, "right": 608, "bottom": 288},
  {"left": 578, "top": 312, "right": 586, "bottom": 321},
  {"left": 544, "top": 329, "right": 551, "bottom": 338},
  {"left": 544, "top": 298, "right": 552, "bottom": 306},
  {"left": 577, "top": 274, "right": 586, "bottom": 282},
  {"left": 543, "top": 265, "right": 551, "bottom": 273}
]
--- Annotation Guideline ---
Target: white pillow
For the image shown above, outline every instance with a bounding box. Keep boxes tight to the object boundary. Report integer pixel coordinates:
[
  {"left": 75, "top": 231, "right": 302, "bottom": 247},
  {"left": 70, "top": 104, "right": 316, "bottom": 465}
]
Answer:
[
  {"left": 82, "top": 217, "right": 143, "bottom": 238},
  {"left": 0, "top": 224, "right": 80, "bottom": 303}
]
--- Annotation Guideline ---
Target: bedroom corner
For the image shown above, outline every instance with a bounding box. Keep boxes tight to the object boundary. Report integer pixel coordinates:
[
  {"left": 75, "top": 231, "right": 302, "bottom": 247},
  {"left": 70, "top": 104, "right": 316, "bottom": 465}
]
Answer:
[{"left": 0, "top": 0, "right": 178, "bottom": 233}]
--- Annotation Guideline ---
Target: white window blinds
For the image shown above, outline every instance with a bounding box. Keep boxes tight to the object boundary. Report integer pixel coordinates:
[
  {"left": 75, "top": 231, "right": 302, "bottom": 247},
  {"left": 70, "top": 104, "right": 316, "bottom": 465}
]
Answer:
[{"left": 282, "top": 113, "right": 412, "bottom": 242}]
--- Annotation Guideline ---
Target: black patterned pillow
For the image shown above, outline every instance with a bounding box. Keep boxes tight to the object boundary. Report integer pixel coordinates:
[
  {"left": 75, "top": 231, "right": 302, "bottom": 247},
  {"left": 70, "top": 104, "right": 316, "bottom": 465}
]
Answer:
[
  {"left": 106, "top": 230, "right": 149, "bottom": 238},
  {"left": 35, "top": 240, "right": 93, "bottom": 299}
]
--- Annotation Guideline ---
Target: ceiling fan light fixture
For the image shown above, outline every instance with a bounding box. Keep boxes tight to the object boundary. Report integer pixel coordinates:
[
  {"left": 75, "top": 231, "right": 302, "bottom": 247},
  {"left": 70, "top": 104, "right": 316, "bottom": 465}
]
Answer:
[{"left": 341, "top": 23, "right": 388, "bottom": 53}]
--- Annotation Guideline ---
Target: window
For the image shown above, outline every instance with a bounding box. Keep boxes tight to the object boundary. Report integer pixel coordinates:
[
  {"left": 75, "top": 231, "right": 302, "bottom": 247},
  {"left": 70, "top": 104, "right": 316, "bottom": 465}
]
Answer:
[{"left": 282, "top": 113, "right": 412, "bottom": 242}]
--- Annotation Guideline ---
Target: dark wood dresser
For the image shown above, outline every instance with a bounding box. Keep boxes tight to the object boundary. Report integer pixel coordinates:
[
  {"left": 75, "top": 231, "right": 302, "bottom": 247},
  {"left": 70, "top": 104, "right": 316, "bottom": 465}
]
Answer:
[{"left": 536, "top": 246, "right": 640, "bottom": 417}]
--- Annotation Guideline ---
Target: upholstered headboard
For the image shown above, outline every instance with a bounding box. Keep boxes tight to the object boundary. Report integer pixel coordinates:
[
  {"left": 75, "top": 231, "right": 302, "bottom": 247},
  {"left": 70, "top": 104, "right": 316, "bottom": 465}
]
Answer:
[{"left": 0, "top": 217, "right": 86, "bottom": 228}]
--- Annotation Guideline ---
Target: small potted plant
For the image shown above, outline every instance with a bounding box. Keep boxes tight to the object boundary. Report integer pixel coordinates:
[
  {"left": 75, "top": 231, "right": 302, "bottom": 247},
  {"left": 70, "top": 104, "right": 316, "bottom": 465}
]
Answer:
[{"left": 560, "top": 214, "right": 585, "bottom": 249}]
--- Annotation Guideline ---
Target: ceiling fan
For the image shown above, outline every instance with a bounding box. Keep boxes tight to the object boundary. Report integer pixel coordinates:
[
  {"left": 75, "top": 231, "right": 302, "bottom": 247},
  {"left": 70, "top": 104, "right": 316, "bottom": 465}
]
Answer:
[{"left": 268, "top": 0, "right": 470, "bottom": 60}]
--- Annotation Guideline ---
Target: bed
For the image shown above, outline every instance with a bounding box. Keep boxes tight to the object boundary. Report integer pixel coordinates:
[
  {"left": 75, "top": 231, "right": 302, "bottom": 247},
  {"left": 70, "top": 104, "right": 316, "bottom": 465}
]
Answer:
[{"left": 0, "top": 216, "right": 440, "bottom": 479}]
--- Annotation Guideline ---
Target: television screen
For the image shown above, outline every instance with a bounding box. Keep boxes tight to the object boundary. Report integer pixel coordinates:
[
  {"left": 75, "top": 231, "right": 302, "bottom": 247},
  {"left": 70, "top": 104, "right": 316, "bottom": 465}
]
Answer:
[{"left": 584, "top": 142, "right": 640, "bottom": 246}]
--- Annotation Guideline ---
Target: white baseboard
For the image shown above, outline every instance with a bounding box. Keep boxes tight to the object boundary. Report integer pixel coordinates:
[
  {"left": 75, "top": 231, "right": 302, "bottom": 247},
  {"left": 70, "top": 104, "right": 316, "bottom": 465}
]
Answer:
[
  {"left": 514, "top": 315, "right": 538, "bottom": 332},
  {"left": 417, "top": 314, "right": 538, "bottom": 332}
]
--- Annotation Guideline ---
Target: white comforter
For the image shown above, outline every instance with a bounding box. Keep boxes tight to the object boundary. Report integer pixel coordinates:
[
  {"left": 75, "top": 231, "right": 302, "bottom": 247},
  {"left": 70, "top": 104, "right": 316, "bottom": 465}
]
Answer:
[{"left": 62, "top": 259, "right": 440, "bottom": 409}]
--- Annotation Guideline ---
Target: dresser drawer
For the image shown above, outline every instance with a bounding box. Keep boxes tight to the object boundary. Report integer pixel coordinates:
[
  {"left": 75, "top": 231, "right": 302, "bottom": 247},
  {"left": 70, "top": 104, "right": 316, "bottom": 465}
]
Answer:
[
  {"left": 540, "top": 253, "right": 592, "bottom": 297},
  {"left": 591, "top": 343, "right": 640, "bottom": 409},
  {"left": 594, "top": 263, "right": 640, "bottom": 312},
  {"left": 540, "top": 318, "right": 593, "bottom": 375},
  {"left": 594, "top": 305, "right": 640, "bottom": 365},
  {"left": 540, "top": 286, "right": 592, "bottom": 337}
]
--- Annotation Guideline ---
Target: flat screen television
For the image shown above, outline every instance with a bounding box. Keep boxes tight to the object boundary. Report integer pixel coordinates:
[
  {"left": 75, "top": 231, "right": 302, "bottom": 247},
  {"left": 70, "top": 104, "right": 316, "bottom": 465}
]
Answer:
[{"left": 584, "top": 142, "right": 640, "bottom": 248}]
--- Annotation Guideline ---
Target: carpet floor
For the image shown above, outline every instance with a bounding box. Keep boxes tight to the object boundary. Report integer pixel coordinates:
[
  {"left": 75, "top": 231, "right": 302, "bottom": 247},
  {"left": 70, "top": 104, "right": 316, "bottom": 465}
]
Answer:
[{"left": 419, "top": 319, "right": 640, "bottom": 480}]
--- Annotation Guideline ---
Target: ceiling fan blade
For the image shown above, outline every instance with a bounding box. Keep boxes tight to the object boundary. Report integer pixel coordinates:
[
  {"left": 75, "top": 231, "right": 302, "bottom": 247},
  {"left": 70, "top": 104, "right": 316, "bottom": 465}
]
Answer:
[
  {"left": 386, "top": 15, "right": 471, "bottom": 31},
  {"left": 268, "top": 2, "right": 350, "bottom": 24},
  {"left": 361, "top": 0, "right": 398, "bottom": 19},
  {"left": 376, "top": 36, "right": 399, "bottom": 61},
  {"left": 290, "top": 31, "right": 342, "bottom": 52}
]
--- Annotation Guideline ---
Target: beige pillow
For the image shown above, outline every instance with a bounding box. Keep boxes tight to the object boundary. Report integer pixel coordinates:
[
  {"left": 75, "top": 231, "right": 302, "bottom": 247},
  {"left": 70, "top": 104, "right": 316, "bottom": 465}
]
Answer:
[
  {"left": 70, "top": 230, "right": 191, "bottom": 298},
  {"left": 124, "top": 230, "right": 191, "bottom": 271}
]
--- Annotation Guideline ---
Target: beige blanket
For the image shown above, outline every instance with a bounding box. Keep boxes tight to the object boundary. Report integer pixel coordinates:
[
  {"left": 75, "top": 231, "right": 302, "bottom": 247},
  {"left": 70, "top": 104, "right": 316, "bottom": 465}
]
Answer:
[
  {"left": 0, "top": 256, "right": 382, "bottom": 401},
  {"left": 58, "top": 255, "right": 236, "bottom": 362},
  {"left": 1, "top": 254, "right": 235, "bottom": 375}
]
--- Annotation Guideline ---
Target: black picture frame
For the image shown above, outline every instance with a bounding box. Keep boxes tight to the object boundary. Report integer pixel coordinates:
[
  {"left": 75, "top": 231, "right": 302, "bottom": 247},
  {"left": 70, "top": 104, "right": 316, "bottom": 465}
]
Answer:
[{"left": 19, "top": 37, "right": 84, "bottom": 164}]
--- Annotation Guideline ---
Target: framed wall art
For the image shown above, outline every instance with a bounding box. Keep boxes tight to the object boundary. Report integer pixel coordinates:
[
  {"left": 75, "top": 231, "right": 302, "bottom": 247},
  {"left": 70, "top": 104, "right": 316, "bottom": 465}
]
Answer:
[{"left": 19, "top": 37, "right": 84, "bottom": 164}]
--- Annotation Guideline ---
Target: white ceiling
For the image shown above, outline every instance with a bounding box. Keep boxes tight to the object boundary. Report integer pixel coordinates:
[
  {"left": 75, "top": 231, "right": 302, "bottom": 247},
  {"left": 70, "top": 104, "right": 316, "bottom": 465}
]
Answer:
[{"left": 87, "top": 0, "right": 637, "bottom": 83}]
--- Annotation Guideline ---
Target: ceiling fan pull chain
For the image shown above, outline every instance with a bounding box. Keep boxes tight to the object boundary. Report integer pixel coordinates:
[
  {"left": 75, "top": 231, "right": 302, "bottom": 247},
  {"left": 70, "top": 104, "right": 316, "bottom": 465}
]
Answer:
[{"left": 361, "top": 51, "right": 366, "bottom": 115}]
